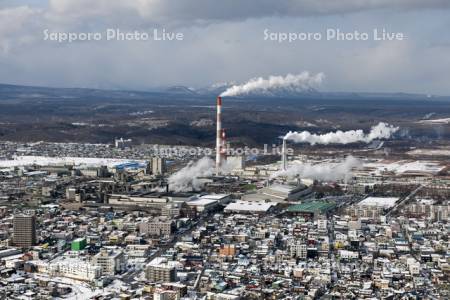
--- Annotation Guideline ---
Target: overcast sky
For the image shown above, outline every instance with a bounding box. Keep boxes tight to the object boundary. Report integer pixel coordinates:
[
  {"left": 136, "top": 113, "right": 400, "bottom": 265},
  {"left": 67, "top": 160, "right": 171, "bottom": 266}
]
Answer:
[{"left": 0, "top": 0, "right": 449, "bottom": 94}]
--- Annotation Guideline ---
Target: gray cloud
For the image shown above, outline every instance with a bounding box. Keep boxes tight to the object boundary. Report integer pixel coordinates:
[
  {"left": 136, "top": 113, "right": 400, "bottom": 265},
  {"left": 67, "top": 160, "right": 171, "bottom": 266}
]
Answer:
[
  {"left": 45, "top": 0, "right": 450, "bottom": 22},
  {"left": 0, "top": 1, "right": 448, "bottom": 95}
]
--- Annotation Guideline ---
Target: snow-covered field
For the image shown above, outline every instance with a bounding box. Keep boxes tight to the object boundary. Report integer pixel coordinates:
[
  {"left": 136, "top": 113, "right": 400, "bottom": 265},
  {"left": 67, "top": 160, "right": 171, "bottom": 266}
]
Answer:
[
  {"left": 418, "top": 118, "right": 450, "bottom": 124},
  {"left": 363, "top": 160, "right": 445, "bottom": 175},
  {"left": 407, "top": 149, "right": 450, "bottom": 157}
]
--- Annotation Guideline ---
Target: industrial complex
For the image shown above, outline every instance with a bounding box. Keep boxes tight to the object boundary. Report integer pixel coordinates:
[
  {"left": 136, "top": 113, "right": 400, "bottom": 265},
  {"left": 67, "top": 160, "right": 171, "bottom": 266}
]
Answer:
[{"left": 0, "top": 95, "right": 448, "bottom": 300}]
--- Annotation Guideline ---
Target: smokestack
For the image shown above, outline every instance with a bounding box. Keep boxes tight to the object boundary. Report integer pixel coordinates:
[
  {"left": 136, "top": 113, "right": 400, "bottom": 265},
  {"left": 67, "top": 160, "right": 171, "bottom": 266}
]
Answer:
[
  {"left": 221, "top": 129, "right": 227, "bottom": 162},
  {"left": 216, "top": 96, "right": 222, "bottom": 175},
  {"left": 281, "top": 138, "right": 287, "bottom": 171}
]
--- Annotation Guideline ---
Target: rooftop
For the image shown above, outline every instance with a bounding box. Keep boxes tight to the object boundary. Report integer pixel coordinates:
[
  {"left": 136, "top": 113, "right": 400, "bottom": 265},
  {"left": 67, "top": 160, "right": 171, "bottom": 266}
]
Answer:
[
  {"left": 224, "top": 201, "right": 276, "bottom": 212},
  {"left": 199, "top": 194, "right": 230, "bottom": 200},
  {"left": 287, "top": 201, "right": 336, "bottom": 213},
  {"left": 358, "top": 197, "right": 399, "bottom": 208},
  {"left": 187, "top": 198, "right": 219, "bottom": 206}
]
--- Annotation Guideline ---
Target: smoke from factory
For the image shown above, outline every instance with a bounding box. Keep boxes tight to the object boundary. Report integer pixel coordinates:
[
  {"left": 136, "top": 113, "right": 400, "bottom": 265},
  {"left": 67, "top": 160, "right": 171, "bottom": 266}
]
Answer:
[
  {"left": 220, "top": 72, "right": 324, "bottom": 97},
  {"left": 271, "top": 156, "right": 361, "bottom": 182},
  {"left": 168, "top": 157, "right": 240, "bottom": 192},
  {"left": 283, "top": 122, "right": 399, "bottom": 145}
]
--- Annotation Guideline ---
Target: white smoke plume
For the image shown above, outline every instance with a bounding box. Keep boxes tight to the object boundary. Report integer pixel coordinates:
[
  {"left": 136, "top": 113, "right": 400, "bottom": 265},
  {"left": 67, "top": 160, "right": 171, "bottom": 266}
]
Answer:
[
  {"left": 271, "top": 156, "right": 361, "bottom": 182},
  {"left": 168, "top": 157, "right": 241, "bottom": 192},
  {"left": 284, "top": 122, "right": 399, "bottom": 145},
  {"left": 168, "top": 157, "right": 215, "bottom": 192},
  {"left": 220, "top": 72, "right": 324, "bottom": 97}
]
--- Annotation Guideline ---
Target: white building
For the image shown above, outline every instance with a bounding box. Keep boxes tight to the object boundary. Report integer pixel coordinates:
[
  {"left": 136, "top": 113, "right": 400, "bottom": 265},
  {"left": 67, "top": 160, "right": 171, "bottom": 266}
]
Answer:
[
  {"left": 92, "top": 247, "right": 125, "bottom": 276},
  {"left": 126, "top": 244, "right": 151, "bottom": 258},
  {"left": 317, "top": 219, "right": 328, "bottom": 231},
  {"left": 186, "top": 198, "right": 221, "bottom": 213},
  {"left": 288, "top": 240, "right": 307, "bottom": 259},
  {"left": 339, "top": 250, "right": 359, "bottom": 260},
  {"left": 49, "top": 259, "right": 102, "bottom": 282},
  {"left": 146, "top": 257, "right": 177, "bottom": 283},
  {"left": 31, "top": 258, "right": 101, "bottom": 282},
  {"left": 407, "top": 258, "right": 421, "bottom": 275}
]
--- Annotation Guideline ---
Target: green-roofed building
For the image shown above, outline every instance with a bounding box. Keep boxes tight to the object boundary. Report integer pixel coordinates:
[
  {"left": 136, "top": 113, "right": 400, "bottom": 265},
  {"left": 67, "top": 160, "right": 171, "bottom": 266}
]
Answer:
[
  {"left": 286, "top": 201, "right": 336, "bottom": 219},
  {"left": 71, "top": 237, "right": 87, "bottom": 251}
]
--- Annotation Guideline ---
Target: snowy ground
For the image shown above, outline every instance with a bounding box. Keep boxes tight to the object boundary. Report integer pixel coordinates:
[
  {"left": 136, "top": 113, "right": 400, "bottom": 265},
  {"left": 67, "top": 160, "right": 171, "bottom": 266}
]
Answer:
[
  {"left": 363, "top": 160, "right": 445, "bottom": 175},
  {"left": 407, "top": 148, "right": 450, "bottom": 157},
  {"left": 418, "top": 118, "right": 450, "bottom": 124},
  {"left": 32, "top": 274, "right": 129, "bottom": 300}
]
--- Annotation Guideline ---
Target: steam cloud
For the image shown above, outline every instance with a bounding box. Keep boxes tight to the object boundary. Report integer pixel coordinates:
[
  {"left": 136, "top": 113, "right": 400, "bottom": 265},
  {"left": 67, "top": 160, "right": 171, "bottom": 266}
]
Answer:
[
  {"left": 220, "top": 72, "right": 324, "bottom": 97},
  {"left": 168, "top": 157, "right": 215, "bottom": 192},
  {"left": 271, "top": 156, "right": 361, "bottom": 182},
  {"left": 284, "top": 122, "right": 399, "bottom": 145},
  {"left": 168, "top": 157, "right": 241, "bottom": 192}
]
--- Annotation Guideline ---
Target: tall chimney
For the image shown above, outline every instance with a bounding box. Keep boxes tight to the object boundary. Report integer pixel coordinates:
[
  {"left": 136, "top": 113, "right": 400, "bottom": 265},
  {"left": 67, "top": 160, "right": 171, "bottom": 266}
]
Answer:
[
  {"left": 216, "top": 96, "right": 222, "bottom": 175},
  {"left": 281, "top": 138, "right": 287, "bottom": 171},
  {"left": 221, "top": 129, "right": 227, "bottom": 162}
]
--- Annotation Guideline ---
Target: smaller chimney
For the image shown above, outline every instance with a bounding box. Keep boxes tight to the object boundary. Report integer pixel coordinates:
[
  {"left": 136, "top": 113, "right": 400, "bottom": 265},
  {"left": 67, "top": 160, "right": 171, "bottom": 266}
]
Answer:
[{"left": 281, "top": 138, "right": 287, "bottom": 171}]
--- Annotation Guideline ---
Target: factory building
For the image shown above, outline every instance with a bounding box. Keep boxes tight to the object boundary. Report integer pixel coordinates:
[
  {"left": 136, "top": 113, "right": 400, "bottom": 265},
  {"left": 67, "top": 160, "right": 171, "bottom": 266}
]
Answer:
[
  {"left": 286, "top": 201, "right": 337, "bottom": 219},
  {"left": 107, "top": 194, "right": 171, "bottom": 209},
  {"left": 186, "top": 198, "right": 220, "bottom": 213},
  {"left": 151, "top": 157, "right": 167, "bottom": 175},
  {"left": 224, "top": 200, "right": 277, "bottom": 214},
  {"left": 243, "top": 183, "right": 312, "bottom": 202},
  {"left": 186, "top": 194, "right": 231, "bottom": 213}
]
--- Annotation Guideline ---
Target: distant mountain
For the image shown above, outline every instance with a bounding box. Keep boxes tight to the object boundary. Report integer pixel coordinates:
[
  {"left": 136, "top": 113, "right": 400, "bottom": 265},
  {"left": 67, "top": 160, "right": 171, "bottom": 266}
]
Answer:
[
  {"left": 0, "top": 83, "right": 162, "bottom": 101},
  {"left": 195, "top": 82, "right": 236, "bottom": 96},
  {"left": 194, "top": 82, "right": 321, "bottom": 98},
  {"left": 0, "top": 82, "right": 449, "bottom": 145},
  {"left": 320, "top": 91, "right": 436, "bottom": 100},
  {"left": 164, "top": 85, "right": 198, "bottom": 95},
  {"left": 0, "top": 82, "right": 446, "bottom": 101}
]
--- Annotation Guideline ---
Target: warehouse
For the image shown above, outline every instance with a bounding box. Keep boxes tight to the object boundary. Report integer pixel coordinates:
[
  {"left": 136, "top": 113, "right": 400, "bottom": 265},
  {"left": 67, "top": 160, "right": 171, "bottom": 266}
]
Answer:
[
  {"left": 286, "top": 201, "right": 336, "bottom": 219},
  {"left": 224, "top": 201, "right": 277, "bottom": 214}
]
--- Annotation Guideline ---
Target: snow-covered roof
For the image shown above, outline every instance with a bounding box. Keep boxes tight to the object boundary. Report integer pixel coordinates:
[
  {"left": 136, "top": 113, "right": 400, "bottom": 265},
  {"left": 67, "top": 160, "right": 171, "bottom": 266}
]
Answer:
[
  {"left": 358, "top": 197, "right": 398, "bottom": 208},
  {"left": 187, "top": 198, "right": 218, "bottom": 206},
  {"left": 224, "top": 201, "right": 276, "bottom": 212}
]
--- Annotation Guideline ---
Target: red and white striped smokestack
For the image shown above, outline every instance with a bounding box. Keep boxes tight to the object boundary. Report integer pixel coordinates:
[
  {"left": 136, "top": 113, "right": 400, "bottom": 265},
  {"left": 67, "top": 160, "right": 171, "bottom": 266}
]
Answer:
[{"left": 216, "top": 96, "right": 222, "bottom": 175}]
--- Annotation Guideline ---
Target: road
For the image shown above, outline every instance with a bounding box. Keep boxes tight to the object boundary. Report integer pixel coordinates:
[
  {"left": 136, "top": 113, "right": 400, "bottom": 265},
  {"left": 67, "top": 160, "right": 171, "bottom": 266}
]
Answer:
[{"left": 386, "top": 184, "right": 425, "bottom": 220}]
